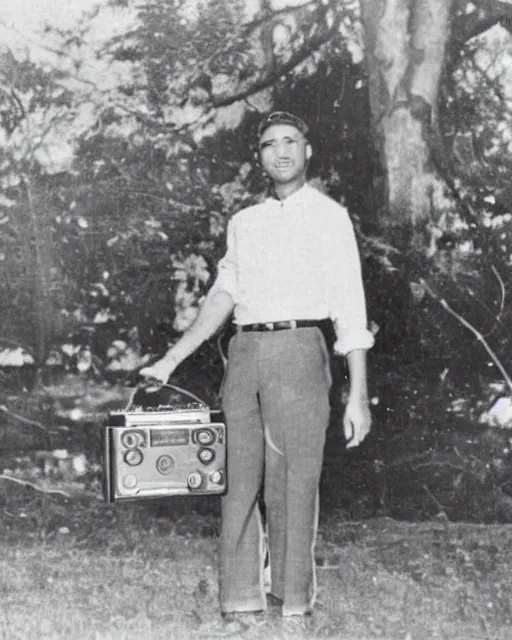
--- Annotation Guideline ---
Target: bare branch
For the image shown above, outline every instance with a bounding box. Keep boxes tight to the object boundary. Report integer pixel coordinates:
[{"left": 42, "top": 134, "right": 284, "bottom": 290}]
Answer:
[
  {"left": 470, "top": 265, "right": 508, "bottom": 340},
  {"left": 204, "top": 0, "right": 343, "bottom": 108},
  {"left": 0, "top": 405, "right": 49, "bottom": 436},
  {"left": 452, "top": 0, "right": 512, "bottom": 48},
  {"left": 113, "top": 102, "right": 187, "bottom": 133},
  {"left": 422, "top": 483, "right": 449, "bottom": 514},
  {"left": 212, "top": 22, "right": 339, "bottom": 109},
  {"left": 492, "top": 264, "right": 505, "bottom": 319},
  {"left": 0, "top": 474, "right": 70, "bottom": 498},
  {"left": 420, "top": 278, "right": 512, "bottom": 395},
  {"left": 241, "top": 0, "right": 320, "bottom": 34}
]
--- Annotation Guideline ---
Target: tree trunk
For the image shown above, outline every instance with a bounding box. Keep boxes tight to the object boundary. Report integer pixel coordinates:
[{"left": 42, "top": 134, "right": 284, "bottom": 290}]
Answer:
[
  {"left": 359, "top": 0, "right": 454, "bottom": 252},
  {"left": 25, "top": 180, "right": 54, "bottom": 370}
]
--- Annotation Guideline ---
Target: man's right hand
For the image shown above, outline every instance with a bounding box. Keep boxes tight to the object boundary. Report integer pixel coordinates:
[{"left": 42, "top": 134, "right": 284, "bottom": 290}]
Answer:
[
  {"left": 137, "top": 291, "right": 234, "bottom": 388},
  {"left": 139, "top": 354, "right": 178, "bottom": 387}
]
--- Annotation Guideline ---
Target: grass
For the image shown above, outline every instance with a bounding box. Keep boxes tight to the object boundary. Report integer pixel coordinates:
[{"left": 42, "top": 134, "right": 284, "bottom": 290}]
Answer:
[
  {"left": 3, "top": 363, "right": 512, "bottom": 638},
  {"left": 1, "top": 495, "right": 221, "bottom": 640},
  {"left": 2, "top": 480, "right": 512, "bottom": 640}
]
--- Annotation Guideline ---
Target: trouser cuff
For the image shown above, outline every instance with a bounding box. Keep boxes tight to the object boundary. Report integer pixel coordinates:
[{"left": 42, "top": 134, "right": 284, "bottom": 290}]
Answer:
[
  {"left": 221, "top": 599, "right": 267, "bottom": 615},
  {"left": 282, "top": 604, "right": 313, "bottom": 617}
]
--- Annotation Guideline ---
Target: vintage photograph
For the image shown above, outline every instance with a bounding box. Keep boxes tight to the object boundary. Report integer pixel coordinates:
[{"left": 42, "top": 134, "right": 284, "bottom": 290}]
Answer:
[{"left": 1, "top": 1, "right": 512, "bottom": 638}]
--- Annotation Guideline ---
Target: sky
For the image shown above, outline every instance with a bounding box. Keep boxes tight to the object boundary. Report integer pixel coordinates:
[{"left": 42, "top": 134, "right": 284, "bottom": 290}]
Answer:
[
  {"left": 0, "top": 0, "right": 121, "bottom": 65},
  {"left": 0, "top": 0, "right": 326, "bottom": 63},
  {"left": 0, "top": 0, "right": 141, "bottom": 94},
  {"left": 0, "top": 0, "right": 97, "bottom": 50},
  {"left": 0, "top": 0, "right": 96, "bottom": 30}
]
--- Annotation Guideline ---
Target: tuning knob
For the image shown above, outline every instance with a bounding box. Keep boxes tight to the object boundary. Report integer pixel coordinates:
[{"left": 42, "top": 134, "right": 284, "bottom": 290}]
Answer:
[{"left": 187, "top": 471, "right": 203, "bottom": 489}]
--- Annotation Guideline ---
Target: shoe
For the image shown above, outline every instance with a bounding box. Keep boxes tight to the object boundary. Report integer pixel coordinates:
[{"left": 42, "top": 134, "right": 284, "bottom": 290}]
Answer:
[
  {"left": 266, "top": 593, "right": 283, "bottom": 620},
  {"left": 198, "top": 610, "right": 267, "bottom": 637},
  {"left": 197, "top": 618, "right": 244, "bottom": 638},
  {"left": 222, "top": 610, "right": 265, "bottom": 623},
  {"left": 266, "top": 593, "right": 283, "bottom": 608}
]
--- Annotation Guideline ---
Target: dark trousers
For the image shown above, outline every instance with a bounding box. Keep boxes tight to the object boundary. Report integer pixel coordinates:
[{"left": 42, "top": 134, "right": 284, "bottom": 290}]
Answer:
[{"left": 219, "top": 327, "right": 332, "bottom": 615}]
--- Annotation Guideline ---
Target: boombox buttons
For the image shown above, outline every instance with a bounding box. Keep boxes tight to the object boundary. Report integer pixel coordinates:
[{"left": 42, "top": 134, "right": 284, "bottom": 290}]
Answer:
[
  {"left": 156, "top": 454, "right": 175, "bottom": 475},
  {"left": 187, "top": 471, "right": 203, "bottom": 489},
  {"left": 187, "top": 469, "right": 224, "bottom": 490},
  {"left": 195, "top": 428, "right": 215, "bottom": 446},
  {"left": 123, "top": 449, "right": 144, "bottom": 467},
  {"left": 210, "top": 470, "right": 224, "bottom": 484},
  {"left": 121, "top": 430, "right": 146, "bottom": 449},
  {"left": 198, "top": 447, "right": 215, "bottom": 465}
]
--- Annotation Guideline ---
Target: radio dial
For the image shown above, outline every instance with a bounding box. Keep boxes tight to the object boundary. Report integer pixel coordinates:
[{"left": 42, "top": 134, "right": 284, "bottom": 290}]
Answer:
[
  {"left": 196, "top": 429, "right": 215, "bottom": 446},
  {"left": 121, "top": 430, "right": 144, "bottom": 449},
  {"left": 198, "top": 447, "right": 215, "bottom": 465},
  {"left": 187, "top": 471, "right": 203, "bottom": 489},
  {"left": 156, "top": 455, "right": 175, "bottom": 475},
  {"left": 123, "top": 449, "right": 143, "bottom": 466},
  {"left": 210, "top": 470, "right": 224, "bottom": 485}
]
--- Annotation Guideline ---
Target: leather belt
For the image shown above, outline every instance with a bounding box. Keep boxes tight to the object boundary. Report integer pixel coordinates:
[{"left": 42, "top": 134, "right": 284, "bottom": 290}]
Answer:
[{"left": 239, "top": 319, "right": 324, "bottom": 332}]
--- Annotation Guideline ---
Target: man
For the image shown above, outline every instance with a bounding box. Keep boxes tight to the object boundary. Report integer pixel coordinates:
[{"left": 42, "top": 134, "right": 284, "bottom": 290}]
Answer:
[{"left": 140, "top": 111, "right": 374, "bottom": 621}]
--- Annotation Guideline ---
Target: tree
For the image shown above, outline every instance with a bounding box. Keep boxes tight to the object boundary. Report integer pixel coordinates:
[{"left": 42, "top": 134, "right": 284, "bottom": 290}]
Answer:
[
  {"left": 0, "top": 50, "right": 79, "bottom": 374},
  {"left": 358, "top": 0, "right": 512, "bottom": 253},
  {"left": 3, "top": 0, "right": 512, "bottom": 376},
  {"left": 359, "top": 0, "right": 454, "bottom": 250},
  {"left": 91, "top": 0, "right": 512, "bottom": 255}
]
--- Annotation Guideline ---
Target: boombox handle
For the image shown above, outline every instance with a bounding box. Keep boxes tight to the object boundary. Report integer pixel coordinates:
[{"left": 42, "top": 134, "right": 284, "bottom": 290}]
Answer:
[{"left": 125, "top": 382, "right": 209, "bottom": 411}]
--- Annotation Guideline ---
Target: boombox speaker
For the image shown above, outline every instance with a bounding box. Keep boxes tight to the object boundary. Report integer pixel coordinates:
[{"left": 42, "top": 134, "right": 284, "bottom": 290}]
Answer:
[{"left": 103, "top": 404, "right": 226, "bottom": 503}]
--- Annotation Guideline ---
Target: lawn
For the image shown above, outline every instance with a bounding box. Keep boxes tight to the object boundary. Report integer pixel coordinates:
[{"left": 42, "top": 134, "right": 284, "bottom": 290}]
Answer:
[{"left": 2, "top": 476, "right": 512, "bottom": 640}]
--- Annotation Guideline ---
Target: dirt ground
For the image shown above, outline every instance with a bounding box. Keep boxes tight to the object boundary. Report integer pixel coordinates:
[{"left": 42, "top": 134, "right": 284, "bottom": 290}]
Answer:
[{"left": 1, "top": 476, "right": 512, "bottom": 640}]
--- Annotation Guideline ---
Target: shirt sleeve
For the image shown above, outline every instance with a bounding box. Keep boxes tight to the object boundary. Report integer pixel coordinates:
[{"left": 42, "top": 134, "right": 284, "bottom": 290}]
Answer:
[
  {"left": 209, "top": 218, "right": 238, "bottom": 301},
  {"left": 327, "top": 206, "right": 374, "bottom": 356}
]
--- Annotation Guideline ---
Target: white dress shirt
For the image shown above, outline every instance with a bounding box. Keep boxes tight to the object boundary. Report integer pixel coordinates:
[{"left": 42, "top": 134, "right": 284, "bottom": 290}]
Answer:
[{"left": 211, "top": 183, "right": 374, "bottom": 355}]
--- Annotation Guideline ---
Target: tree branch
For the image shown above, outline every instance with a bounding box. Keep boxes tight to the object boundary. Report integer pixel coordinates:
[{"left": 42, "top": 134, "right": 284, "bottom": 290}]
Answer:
[
  {"left": 420, "top": 278, "right": 512, "bottom": 396},
  {"left": 241, "top": 0, "right": 320, "bottom": 35},
  {"left": 0, "top": 474, "right": 70, "bottom": 498},
  {"left": 212, "top": 20, "right": 339, "bottom": 109},
  {"left": 452, "top": 0, "right": 512, "bottom": 48},
  {"left": 0, "top": 404, "right": 49, "bottom": 435}
]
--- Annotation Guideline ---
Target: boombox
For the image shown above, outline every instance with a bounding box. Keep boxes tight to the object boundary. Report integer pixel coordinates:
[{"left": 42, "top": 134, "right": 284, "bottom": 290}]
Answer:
[{"left": 103, "top": 404, "right": 226, "bottom": 503}]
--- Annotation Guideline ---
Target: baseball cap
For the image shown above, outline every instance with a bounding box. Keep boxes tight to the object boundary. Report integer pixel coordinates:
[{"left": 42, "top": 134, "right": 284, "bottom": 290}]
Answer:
[{"left": 258, "top": 111, "right": 309, "bottom": 139}]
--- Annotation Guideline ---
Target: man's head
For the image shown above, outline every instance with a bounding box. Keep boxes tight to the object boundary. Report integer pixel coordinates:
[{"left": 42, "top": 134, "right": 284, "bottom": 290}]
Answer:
[
  {"left": 257, "top": 111, "right": 309, "bottom": 140},
  {"left": 257, "top": 111, "right": 312, "bottom": 192}
]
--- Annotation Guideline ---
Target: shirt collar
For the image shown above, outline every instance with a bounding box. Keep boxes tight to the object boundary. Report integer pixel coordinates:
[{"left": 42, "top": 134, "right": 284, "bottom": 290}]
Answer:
[{"left": 265, "top": 182, "right": 311, "bottom": 206}]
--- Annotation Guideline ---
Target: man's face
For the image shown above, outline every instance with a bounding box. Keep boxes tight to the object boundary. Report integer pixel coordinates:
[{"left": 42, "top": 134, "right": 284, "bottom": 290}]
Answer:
[{"left": 258, "top": 123, "right": 311, "bottom": 186}]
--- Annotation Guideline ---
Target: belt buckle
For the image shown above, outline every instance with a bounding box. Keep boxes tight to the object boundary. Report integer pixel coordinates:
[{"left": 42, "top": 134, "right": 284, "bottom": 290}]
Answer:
[
  {"left": 289, "top": 320, "right": 297, "bottom": 330},
  {"left": 265, "top": 322, "right": 274, "bottom": 331}
]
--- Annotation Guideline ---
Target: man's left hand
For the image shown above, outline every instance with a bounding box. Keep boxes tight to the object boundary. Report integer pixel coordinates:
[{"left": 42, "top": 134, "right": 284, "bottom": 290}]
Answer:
[{"left": 343, "top": 397, "right": 371, "bottom": 449}]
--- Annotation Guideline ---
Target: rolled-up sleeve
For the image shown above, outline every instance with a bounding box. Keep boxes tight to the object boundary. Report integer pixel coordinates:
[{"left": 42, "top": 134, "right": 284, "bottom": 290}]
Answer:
[
  {"left": 209, "top": 218, "right": 238, "bottom": 301},
  {"left": 327, "top": 207, "right": 374, "bottom": 356}
]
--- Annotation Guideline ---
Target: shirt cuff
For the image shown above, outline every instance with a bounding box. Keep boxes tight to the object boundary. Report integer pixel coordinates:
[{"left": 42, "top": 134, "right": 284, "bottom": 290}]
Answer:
[{"left": 333, "top": 328, "right": 375, "bottom": 356}]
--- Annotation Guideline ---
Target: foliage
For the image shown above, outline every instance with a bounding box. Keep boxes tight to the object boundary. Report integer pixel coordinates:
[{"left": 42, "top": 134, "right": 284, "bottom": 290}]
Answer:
[
  {"left": 1, "top": 0, "right": 368, "bottom": 377},
  {"left": 2, "top": 2, "right": 512, "bottom": 527}
]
